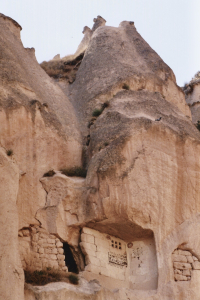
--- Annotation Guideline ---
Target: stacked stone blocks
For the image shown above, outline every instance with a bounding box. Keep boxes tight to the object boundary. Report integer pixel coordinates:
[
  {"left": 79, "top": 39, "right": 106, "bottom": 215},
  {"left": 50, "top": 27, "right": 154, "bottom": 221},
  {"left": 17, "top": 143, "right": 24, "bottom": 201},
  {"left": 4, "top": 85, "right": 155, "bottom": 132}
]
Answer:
[
  {"left": 80, "top": 227, "right": 127, "bottom": 281},
  {"left": 18, "top": 226, "right": 67, "bottom": 272},
  {"left": 172, "top": 249, "right": 200, "bottom": 281}
]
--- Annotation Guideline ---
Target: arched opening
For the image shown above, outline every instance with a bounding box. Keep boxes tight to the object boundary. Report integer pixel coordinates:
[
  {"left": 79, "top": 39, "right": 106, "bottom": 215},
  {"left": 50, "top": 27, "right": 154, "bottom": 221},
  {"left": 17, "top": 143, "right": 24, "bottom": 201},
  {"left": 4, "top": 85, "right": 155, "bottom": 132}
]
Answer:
[{"left": 63, "top": 242, "right": 79, "bottom": 273}]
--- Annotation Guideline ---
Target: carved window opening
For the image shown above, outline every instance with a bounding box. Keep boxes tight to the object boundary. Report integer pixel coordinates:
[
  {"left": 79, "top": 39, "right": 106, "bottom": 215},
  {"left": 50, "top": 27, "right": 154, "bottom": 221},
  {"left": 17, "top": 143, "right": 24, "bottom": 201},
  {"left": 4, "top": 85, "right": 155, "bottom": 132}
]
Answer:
[
  {"left": 111, "top": 240, "right": 122, "bottom": 250},
  {"left": 63, "top": 242, "right": 79, "bottom": 273}
]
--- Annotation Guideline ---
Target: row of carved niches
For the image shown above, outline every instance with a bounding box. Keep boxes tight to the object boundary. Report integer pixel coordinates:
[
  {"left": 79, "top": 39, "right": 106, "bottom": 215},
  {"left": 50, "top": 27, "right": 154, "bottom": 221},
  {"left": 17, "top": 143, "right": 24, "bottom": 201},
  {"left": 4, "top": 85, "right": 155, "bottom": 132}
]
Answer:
[{"left": 172, "top": 248, "right": 200, "bottom": 281}]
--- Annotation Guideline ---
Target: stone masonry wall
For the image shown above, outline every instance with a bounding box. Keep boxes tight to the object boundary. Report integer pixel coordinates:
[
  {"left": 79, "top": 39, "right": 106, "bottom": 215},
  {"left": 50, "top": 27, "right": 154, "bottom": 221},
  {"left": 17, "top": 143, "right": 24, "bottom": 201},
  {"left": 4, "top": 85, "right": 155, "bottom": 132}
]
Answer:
[
  {"left": 80, "top": 227, "right": 127, "bottom": 281},
  {"left": 80, "top": 227, "right": 158, "bottom": 290},
  {"left": 172, "top": 248, "right": 200, "bottom": 281},
  {"left": 18, "top": 226, "right": 67, "bottom": 272}
]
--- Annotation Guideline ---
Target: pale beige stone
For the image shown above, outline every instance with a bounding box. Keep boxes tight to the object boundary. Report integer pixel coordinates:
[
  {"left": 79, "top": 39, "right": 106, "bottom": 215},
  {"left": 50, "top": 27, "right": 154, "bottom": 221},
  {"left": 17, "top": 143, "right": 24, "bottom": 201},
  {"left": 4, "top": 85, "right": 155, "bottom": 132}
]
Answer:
[
  {"left": 22, "top": 229, "right": 30, "bottom": 237},
  {"left": 193, "top": 256, "right": 198, "bottom": 261},
  {"left": 183, "top": 269, "right": 191, "bottom": 276},
  {"left": 45, "top": 248, "right": 52, "bottom": 254},
  {"left": 47, "top": 239, "right": 55, "bottom": 244},
  {"left": 178, "top": 250, "right": 192, "bottom": 256},
  {"left": 80, "top": 242, "right": 97, "bottom": 253},
  {"left": 94, "top": 245, "right": 108, "bottom": 254},
  {"left": 57, "top": 254, "right": 65, "bottom": 261},
  {"left": 39, "top": 254, "right": 47, "bottom": 259},
  {"left": 99, "top": 267, "right": 109, "bottom": 277},
  {"left": 51, "top": 248, "right": 58, "bottom": 254},
  {"left": 172, "top": 254, "right": 187, "bottom": 262},
  {"left": 96, "top": 251, "right": 108, "bottom": 262},
  {"left": 31, "top": 227, "right": 37, "bottom": 234},
  {"left": 39, "top": 233, "right": 48, "bottom": 239},
  {"left": 82, "top": 227, "right": 98, "bottom": 236},
  {"left": 32, "top": 253, "right": 40, "bottom": 259},
  {"left": 37, "top": 228, "right": 48, "bottom": 234},
  {"left": 81, "top": 233, "right": 95, "bottom": 244},
  {"left": 83, "top": 249, "right": 96, "bottom": 258},
  {"left": 192, "top": 261, "right": 200, "bottom": 270},
  {"left": 85, "top": 255, "right": 101, "bottom": 266},
  {"left": 173, "top": 262, "right": 192, "bottom": 270},
  {"left": 38, "top": 248, "right": 44, "bottom": 254},
  {"left": 174, "top": 274, "right": 188, "bottom": 281},
  {"left": 43, "top": 243, "right": 50, "bottom": 248},
  {"left": 32, "top": 234, "right": 39, "bottom": 242},
  {"left": 95, "top": 238, "right": 109, "bottom": 249},
  {"left": 49, "top": 235, "right": 56, "bottom": 239},
  {"left": 57, "top": 248, "right": 64, "bottom": 254},
  {"left": 56, "top": 241, "right": 63, "bottom": 248},
  {"left": 174, "top": 269, "right": 182, "bottom": 274},
  {"left": 85, "top": 264, "right": 101, "bottom": 275},
  {"left": 48, "top": 254, "right": 57, "bottom": 260},
  {"left": 49, "top": 261, "right": 59, "bottom": 269},
  {"left": 187, "top": 256, "right": 194, "bottom": 263},
  {"left": 32, "top": 245, "right": 38, "bottom": 252},
  {"left": 0, "top": 148, "right": 24, "bottom": 299},
  {"left": 58, "top": 260, "right": 66, "bottom": 267},
  {"left": 38, "top": 239, "right": 46, "bottom": 246},
  {"left": 22, "top": 236, "right": 31, "bottom": 242}
]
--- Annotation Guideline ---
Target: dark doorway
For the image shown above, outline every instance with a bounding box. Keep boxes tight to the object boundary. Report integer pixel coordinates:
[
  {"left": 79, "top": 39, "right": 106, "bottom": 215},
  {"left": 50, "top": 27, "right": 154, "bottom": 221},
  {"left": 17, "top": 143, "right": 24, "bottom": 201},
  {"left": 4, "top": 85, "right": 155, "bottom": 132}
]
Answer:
[{"left": 63, "top": 243, "right": 79, "bottom": 273}]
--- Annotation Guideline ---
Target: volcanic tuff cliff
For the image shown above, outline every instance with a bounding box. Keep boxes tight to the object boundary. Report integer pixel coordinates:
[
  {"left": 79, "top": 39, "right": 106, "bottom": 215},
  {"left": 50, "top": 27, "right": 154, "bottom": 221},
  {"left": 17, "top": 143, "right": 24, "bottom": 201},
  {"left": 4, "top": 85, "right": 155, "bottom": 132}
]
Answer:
[{"left": 1, "top": 13, "right": 200, "bottom": 300}]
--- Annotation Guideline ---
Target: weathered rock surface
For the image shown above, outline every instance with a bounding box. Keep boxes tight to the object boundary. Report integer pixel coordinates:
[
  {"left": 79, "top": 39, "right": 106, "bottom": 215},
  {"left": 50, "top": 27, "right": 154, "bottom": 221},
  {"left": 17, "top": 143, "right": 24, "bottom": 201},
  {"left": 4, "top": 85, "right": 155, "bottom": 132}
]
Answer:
[
  {"left": 1, "top": 13, "right": 200, "bottom": 300},
  {"left": 185, "top": 71, "right": 200, "bottom": 124},
  {"left": 70, "top": 20, "right": 191, "bottom": 136},
  {"left": 0, "top": 146, "right": 24, "bottom": 300},
  {"left": 0, "top": 14, "right": 82, "bottom": 229}
]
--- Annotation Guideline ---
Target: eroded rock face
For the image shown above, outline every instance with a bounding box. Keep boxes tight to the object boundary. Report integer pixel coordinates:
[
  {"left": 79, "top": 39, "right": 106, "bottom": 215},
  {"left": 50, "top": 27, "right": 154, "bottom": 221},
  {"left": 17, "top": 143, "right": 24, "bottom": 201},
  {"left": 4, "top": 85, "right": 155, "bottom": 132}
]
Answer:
[
  {"left": 70, "top": 20, "right": 191, "bottom": 137},
  {"left": 1, "top": 13, "right": 200, "bottom": 300},
  {"left": 0, "top": 147, "right": 24, "bottom": 300},
  {"left": 185, "top": 72, "right": 200, "bottom": 124},
  {"left": 0, "top": 14, "right": 82, "bottom": 229}
]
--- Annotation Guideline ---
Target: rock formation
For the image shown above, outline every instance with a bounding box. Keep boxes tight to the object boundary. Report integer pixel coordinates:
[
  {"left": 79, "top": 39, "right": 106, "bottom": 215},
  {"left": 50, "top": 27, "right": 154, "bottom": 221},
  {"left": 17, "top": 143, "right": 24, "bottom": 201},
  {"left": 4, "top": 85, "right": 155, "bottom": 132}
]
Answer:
[
  {"left": 184, "top": 71, "right": 200, "bottom": 124},
  {"left": 1, "top": 13, "right": 200, "bottom": 300}
]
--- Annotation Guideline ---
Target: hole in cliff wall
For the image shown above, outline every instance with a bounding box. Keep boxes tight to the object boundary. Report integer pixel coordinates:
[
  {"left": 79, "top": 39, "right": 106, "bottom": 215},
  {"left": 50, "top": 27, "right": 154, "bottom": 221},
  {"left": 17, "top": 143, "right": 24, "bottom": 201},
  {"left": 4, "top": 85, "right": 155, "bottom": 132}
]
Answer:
[{"left": 63, "top": 243, "right": 79, "bottom": 273}]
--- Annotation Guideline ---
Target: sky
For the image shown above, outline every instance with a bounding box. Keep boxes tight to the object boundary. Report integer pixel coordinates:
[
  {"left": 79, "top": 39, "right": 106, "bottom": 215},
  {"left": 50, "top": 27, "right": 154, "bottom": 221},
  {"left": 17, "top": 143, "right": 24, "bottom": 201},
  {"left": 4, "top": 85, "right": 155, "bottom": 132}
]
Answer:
[{"left": 1, "top": 0, "right": 200, "bottom": 86}]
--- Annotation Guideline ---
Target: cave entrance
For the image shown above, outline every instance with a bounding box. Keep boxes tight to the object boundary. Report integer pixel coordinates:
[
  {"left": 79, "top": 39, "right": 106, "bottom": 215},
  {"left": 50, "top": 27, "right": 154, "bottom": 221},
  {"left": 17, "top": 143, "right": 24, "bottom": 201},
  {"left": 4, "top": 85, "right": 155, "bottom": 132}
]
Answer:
[{"left": 63, "top": 243, "right": 79, "bottom": 273}]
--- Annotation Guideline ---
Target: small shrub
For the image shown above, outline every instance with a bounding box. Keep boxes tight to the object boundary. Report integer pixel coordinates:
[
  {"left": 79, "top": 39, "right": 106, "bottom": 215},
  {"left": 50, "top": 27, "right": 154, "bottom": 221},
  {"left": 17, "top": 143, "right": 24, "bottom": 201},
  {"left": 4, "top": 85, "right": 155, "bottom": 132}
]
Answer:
[
  {"left": 122, "top": 83, "right": 130, "bottom": 90},
  {"left": 196, "top": 121, "right": 200, "bottom": 131},
  {"left": 43, "top": 170, "right": 56, "bottom": 177},
  {"left": 92, "top": 108, "right": 103, "bottom": 117},
  {"left": 68, "top": 274, "right": 79, "bottom": 285},
  {"left": 24, "top": 269, "right": 68, "bottom": 286},
  {"left": 104, "top": 142, "right": 109, "bottom": 147},
  {"left": 6, "top": 149, "right": 13, "bottom": 156},
  {"left": 60, "top": 167, "right": 87, "bottom": 178}
]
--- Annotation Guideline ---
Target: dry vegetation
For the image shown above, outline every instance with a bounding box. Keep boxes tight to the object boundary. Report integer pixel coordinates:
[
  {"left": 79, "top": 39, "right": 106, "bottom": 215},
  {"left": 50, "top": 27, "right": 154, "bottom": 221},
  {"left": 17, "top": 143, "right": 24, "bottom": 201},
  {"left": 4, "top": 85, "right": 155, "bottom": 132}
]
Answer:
[{"left": 24, "top": 269, "right": 79, "bottom": 286}]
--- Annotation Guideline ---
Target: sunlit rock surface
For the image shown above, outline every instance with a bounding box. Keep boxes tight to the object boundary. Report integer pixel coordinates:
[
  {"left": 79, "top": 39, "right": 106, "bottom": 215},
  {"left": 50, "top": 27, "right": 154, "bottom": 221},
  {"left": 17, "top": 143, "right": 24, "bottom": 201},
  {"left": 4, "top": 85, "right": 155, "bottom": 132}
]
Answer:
[{"left": 1, "top": 13, "right": 200, "bottom": 300}]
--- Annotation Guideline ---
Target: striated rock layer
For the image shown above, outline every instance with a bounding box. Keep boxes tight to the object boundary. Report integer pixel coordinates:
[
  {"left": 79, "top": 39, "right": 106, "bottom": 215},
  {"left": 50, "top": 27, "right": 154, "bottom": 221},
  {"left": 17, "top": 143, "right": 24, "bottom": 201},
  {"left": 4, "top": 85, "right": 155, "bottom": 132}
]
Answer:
[{"left": 1, "top": 13, "right": 200, "bottom": 300}]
